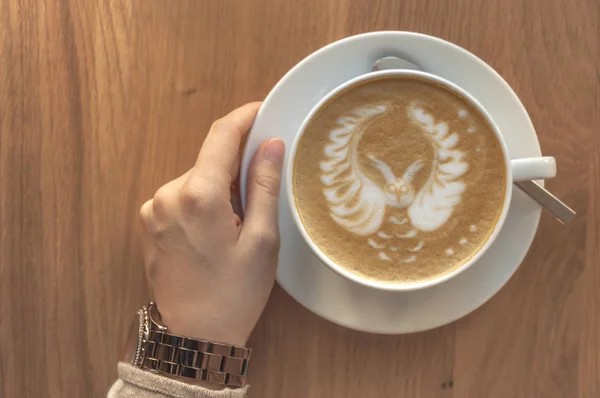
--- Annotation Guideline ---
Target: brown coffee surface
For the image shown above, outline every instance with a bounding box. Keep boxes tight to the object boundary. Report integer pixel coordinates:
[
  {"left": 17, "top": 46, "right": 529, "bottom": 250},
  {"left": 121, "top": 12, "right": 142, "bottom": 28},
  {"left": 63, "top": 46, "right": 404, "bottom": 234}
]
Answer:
[{"left": 292, "top": 76, "right": 507, "bottom": 283}]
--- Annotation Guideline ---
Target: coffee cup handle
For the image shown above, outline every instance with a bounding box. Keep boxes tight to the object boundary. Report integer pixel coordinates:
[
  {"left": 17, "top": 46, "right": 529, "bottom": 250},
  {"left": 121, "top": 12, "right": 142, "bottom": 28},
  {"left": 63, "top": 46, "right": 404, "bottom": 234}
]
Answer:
[{"left": 510, "top": 157, "right": 556, "bottom": 181}]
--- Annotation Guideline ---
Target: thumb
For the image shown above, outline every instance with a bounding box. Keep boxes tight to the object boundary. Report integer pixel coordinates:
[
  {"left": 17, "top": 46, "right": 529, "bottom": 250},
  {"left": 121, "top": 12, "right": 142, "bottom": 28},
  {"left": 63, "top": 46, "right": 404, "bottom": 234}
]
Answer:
[{"left": 242, "top": 138, "right": 285, "bottom": 243}]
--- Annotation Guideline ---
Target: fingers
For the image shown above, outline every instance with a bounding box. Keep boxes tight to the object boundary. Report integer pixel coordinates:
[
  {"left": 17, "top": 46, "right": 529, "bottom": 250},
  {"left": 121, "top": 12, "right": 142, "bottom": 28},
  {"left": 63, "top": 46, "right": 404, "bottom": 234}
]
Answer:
[
  {"left": 139, "top": 199, "right": 156, "bottom": 230},
  {"left": 230, "top": 178, "right": 243, "bottom": 222},
  {"left": 141, "top": 102, "right": 262, "bottom": 236},
  {"left": 139, "top": 169, "right": 192, "bottom": 232},
  {"left": 151, "top": 170, "right": 192, "bottom": 218},
  {"left": 188, "top": 102, "right": 261, "bottom": 196},
  {"left": 139, "top": 199, "right": 156, "bottom": 257},
  {"left": 241, "top": 138, "right": 285, "bottom": 248}
]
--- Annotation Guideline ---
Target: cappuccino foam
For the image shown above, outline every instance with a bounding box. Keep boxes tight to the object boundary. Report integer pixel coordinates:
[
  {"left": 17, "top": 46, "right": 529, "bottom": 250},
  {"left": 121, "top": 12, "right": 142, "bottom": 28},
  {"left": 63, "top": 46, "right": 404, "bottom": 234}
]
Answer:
[{"left": 292, "top": 76, "right": 507, "bottom": 283}]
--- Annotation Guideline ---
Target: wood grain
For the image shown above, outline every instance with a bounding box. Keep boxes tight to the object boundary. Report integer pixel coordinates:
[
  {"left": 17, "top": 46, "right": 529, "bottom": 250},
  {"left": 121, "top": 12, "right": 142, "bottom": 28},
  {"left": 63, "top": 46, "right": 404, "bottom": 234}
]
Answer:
[{"left": 1, "top": 0, "right": 598, "bottom": 397}]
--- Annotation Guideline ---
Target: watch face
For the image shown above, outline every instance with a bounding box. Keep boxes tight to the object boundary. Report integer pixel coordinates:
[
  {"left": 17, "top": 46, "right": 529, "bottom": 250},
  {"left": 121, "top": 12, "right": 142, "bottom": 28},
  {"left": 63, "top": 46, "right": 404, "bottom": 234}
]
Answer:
[{"left": 123, "top": 310, "right": 144, "bottom": 366}]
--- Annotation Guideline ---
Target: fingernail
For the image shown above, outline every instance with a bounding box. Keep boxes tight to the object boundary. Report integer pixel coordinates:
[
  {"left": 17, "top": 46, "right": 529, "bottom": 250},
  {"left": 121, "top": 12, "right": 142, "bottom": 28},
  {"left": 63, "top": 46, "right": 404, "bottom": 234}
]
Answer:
[{"left": 262, "top": 138, "right": 285, "bottom": 165}]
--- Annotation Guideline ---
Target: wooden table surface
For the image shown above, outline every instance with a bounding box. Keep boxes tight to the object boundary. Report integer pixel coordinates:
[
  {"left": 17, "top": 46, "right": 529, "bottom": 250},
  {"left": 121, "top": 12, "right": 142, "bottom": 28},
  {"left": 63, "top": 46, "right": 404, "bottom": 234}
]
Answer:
[{"left": 1, "top": 0, "right": 598, "bottom": 397}]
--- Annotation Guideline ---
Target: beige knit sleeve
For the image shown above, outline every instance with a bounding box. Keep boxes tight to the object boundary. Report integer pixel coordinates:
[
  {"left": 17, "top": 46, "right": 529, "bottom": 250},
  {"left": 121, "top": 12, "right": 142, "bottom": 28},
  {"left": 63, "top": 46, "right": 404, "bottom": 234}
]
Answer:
[{"left": 107, "top": 363, "right": 248, "bottom": 398}]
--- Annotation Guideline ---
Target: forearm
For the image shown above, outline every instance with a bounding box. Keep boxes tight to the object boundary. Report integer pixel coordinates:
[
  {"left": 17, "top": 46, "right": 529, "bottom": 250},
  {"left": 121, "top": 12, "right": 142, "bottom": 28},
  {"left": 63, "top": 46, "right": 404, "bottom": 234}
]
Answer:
[{"left": 108, "top": 363, "right": 248, "bottom": 398}]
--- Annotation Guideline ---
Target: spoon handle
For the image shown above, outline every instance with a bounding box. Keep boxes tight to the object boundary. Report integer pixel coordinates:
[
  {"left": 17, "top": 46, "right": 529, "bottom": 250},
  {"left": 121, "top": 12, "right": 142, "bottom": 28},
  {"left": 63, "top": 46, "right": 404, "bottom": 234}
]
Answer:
[{"left": 515, "top": 180, "right": 576, "bottom": 225}]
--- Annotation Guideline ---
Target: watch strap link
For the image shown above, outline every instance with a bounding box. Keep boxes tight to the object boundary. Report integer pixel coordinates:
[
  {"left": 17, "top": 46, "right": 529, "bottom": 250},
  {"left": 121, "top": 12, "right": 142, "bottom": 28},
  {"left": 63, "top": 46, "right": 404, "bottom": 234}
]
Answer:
[{"left": 141, "top": 329, "right": 251, "bottom": 388}]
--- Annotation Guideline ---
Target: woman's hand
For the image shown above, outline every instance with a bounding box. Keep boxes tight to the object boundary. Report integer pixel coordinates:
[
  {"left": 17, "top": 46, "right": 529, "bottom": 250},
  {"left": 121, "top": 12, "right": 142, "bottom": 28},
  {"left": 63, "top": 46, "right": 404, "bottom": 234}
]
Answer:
[{"left": 139, "top": 102, "right": 285, "bottom": 347}]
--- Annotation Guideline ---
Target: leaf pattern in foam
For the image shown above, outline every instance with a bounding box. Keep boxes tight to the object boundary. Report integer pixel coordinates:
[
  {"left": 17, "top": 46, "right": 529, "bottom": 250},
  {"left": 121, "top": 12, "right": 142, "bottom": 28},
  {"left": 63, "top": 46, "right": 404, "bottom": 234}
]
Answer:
[
  {"left": 319, "top": 104, "right": 389, "bottom": 236},
  {"left": 406, "top": 103, "right": 469, "bottom": 232}
]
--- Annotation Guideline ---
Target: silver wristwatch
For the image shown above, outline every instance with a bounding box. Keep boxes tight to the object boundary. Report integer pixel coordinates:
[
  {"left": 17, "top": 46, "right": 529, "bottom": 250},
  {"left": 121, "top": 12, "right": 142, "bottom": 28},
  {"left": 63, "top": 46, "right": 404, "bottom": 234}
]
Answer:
[{"left": 123, "top": 303, "right": 251, "bottom": 388}]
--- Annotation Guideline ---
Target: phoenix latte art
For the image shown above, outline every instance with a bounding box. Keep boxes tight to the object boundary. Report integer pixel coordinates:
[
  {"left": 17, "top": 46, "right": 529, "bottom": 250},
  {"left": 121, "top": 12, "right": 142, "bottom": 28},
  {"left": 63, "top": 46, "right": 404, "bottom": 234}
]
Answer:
[{"left": 292, "top": 76, "right": 507, "bottom": 283}]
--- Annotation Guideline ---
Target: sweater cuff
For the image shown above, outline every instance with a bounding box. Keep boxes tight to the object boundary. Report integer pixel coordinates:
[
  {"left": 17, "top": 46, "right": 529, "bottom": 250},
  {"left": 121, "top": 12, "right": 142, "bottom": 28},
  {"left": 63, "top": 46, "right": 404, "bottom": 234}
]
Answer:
[{"left": 108, "top": 362, "right": 248, "bottom": 398}]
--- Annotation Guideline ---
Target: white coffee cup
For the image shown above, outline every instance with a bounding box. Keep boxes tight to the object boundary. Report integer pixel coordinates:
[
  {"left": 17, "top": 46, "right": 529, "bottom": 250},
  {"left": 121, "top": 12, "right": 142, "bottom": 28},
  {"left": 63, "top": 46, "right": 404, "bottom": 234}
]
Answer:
[{"left": 286, "top": 70, "right": 556, "bottom": 292}]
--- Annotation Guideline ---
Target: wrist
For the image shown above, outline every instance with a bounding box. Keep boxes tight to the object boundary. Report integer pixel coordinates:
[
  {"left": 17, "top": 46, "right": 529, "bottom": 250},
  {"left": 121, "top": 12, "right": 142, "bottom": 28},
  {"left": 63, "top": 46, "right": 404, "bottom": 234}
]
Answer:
[{"left": 158, "top": 303, "right": 248, "bottom": 347}]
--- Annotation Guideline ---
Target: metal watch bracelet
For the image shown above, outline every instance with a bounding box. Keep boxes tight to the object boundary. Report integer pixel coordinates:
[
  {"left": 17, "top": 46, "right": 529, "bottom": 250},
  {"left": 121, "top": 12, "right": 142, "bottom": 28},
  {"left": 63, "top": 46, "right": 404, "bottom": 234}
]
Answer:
[{"left": 133, "top": 303, "right": 251, "bottom": 388}]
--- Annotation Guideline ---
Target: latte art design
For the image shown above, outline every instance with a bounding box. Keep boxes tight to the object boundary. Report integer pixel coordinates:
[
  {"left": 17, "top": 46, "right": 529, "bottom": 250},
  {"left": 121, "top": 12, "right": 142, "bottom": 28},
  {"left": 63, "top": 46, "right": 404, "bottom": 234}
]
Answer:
[
  {"left": 292, "top": 76, "right": 507, "bottom": 283},
  {"left": 320, "top": 103, "right": 470, "bottom": 263}
]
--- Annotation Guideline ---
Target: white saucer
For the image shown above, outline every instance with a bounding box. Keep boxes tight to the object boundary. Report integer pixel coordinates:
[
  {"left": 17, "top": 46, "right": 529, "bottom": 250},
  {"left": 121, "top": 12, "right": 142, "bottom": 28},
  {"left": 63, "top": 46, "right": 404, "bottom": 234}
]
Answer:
[{"left": 241, "top": 32, "right": 543, "bottom": 334}]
